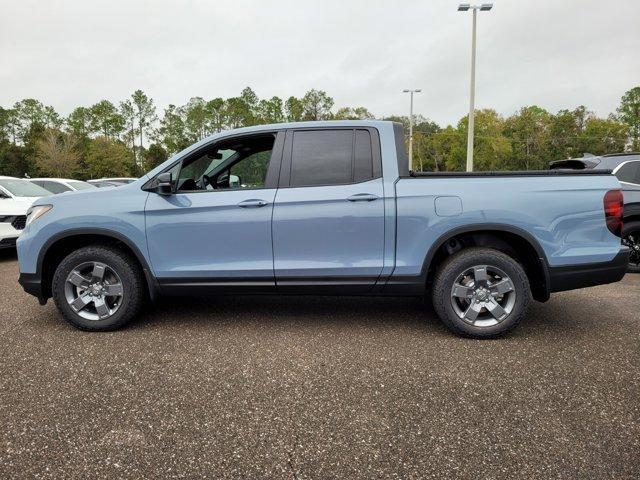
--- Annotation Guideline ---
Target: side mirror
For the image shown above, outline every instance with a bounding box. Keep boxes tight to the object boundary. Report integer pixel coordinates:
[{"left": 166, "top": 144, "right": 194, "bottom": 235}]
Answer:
[{"left": 155, "top": 172, "right": 174, "bottom": 195}]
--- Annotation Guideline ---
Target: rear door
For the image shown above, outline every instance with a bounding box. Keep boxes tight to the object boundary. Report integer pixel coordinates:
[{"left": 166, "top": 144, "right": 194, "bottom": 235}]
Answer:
[{"left": 272, "top": 128, "right": 385, "bottom": 293}]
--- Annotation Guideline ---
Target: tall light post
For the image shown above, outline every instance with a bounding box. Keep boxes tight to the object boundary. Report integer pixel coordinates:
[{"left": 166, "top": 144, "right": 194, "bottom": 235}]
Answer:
[
  {"left": 403, "top": 88, "right": 421, "bottom": 171},
  {"left": 458, "top": 3, "right": 493, "bottom": 172}
]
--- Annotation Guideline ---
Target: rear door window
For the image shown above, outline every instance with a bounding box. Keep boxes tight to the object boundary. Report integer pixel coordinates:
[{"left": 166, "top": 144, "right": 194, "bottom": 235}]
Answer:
[
  {"left": 291, "top": 130, "right": 353, "bottom": 187},
  {"left": 289, "top": 129, "right": 377, "bottom": 187}
]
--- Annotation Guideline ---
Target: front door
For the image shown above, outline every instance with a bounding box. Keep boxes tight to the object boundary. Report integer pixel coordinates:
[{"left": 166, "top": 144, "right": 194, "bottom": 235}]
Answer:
[
  {"left": 272, "top": 128, "right": 386, "bottom": 293},
  {"left": 145, "top": 131, "right": 284, "bottom": 293}
]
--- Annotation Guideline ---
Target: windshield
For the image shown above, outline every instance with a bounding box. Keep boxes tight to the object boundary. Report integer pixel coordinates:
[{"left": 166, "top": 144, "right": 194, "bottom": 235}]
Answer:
[
  {"left": 0, "top": 179, "right": 51, "bottom": 197},
  {"left": 67, "top": 181, "right": 96, "bottom": 191}
]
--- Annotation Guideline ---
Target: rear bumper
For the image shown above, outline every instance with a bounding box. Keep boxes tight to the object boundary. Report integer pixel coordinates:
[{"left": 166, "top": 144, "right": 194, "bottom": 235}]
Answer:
[{"left": 548, "top": 247, "right": 630, "bottom": 293}]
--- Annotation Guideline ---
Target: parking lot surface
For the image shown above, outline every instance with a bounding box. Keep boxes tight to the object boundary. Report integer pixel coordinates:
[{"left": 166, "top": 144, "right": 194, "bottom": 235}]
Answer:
[{"left": 0, "top": 249, "right": 638, "bottom": 479}]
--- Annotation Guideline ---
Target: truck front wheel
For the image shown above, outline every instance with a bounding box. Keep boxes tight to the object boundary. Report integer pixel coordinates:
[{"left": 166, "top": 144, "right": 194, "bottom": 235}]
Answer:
[
  {"left": 51, "top": 245, "right": 145, "bottom": 331},
  {"left": 432, "top": 248, "right": 531, "bottom": 338}
]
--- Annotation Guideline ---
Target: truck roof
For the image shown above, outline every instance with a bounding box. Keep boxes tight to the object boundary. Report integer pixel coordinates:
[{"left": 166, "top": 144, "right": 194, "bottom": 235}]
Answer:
[{"left": 211, "top": 120, "right": 393, "bottom": 137}]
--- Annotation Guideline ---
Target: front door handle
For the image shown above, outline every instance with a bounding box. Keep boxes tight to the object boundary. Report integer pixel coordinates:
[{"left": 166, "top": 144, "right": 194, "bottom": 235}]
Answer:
[
  {"left": 347, "top": 193, "right": 379, "bottom": 202},
  {"left": 237, "top": 199, "right": 268, "bottom": 208}
]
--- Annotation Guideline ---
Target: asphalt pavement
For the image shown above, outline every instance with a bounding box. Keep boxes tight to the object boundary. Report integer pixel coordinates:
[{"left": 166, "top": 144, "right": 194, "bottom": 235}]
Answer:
[{"left": 0, "top": 249, "right": 638, "bottom": 479}]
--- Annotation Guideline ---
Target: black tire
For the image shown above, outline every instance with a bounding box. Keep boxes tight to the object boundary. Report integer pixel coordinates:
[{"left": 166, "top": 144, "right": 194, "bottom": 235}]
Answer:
[
  {"left": 52, "top": 245, "right": 145, "bottom": 331},
  {"left": 432, "top": 248, "right": 531, "bottom": 339},
  {"left": 623, "top": 221, "right": 640, "bottom": 273}
]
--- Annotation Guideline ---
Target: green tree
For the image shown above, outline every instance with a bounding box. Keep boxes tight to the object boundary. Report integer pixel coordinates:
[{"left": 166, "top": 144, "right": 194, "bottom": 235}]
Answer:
[
  {"left": 35, "top": 129, "right": 80, "bottom": 177},
  {"left": 503, "top": 106, "right": 552, "bottom": 170},
  {"left": 285, "top": 96, "right": 304, "bottom": 122},
  {"left": 144, "top": 143, "right": 168, "bottom": 170},
  {"left": 155, "top": 104, "right": 189, "bottom": 155},
  {"left": 66, "top": 106, "right": 92, "bottom": 138},
  {"left": 184, "top": 97, "right": 209, "bottom": 140},
  {"left": 454, "top": 109, "right": 512, "bottom": 171},
  {"left": 85, "top": 137, "right": 133, "bottom": 178},
  {"left": 224, "top": 97, "right": 252, "bottom": 129},
  {"left": 206, "top": 98, "right": 226, "bottom": 133},
  {"left": 12, "top": 99, "right": 60, "bottom": 143},
  {"left": 301, "top": 89, "right": 334, "bottom": 120},
  {"left": 617, "top": 86, "right": 640, "bottom": 150},
  {"left": 256, "top": 96, "right": 285, "bottom": 124},
  {"left": 131, "top": 89, "right": 157, "bottom": 150},
  {"left": 89, "top": 100, "right": 125, "bottom": 139},
  {"left": 579, "top": 117, "right": 629, "bottom": 155},
  {"left": 333, "top": 107, "right": 374, "bottom": 120}
]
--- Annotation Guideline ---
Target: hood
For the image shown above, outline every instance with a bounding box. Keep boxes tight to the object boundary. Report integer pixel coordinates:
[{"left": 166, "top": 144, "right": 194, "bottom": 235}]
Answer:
[{"left": 0, "top": 196, "right": 40, "bottom": 215}]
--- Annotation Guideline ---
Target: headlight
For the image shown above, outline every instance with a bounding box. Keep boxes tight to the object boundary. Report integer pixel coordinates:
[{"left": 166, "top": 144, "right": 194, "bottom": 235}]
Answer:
[{"left": 25, "top": 205, "right": 53, "bottom": 227}]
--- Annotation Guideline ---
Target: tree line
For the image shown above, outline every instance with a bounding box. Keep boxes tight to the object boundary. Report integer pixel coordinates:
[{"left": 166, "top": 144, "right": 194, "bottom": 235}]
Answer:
[{"left": 0, "top": 86, "right": 638, "bottom": 179}]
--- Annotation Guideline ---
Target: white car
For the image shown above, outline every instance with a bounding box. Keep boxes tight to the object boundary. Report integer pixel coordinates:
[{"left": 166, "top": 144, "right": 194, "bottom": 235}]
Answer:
[
  {"left": 0, "top": 176, "right": 51, "bottom": 249},
  {"left": 29, "top": 178, "right": 97, "bottom": 194},
  {"left": 87, "top": 177, "right": 137, "bottom": 188}
]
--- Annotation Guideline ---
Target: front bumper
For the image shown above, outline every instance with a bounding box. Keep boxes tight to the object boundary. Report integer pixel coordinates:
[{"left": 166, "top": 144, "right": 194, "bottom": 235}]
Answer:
[
  {"left": 0, "top": 222, "right": 21, "bottom": 249},
  {"left": 548, "top": 247, "right": 630, "bottom": 293}
]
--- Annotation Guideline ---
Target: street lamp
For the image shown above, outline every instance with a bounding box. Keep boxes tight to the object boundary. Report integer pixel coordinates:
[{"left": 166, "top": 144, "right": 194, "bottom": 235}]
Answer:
[
  {"left": 402, "top": 88, "right": 421, "bottom": 171},
  {"left": 458, "top": 3, "right": 493, "bottom": 172}
]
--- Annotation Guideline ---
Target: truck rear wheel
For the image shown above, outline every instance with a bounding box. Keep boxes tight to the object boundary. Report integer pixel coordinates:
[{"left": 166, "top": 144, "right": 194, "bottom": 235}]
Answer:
[
  {"left": 52, "top": 245, "right": 145, "bottom": 331},
  {"left": 432, "top": 247, "right": 531, "bottom": 338}
]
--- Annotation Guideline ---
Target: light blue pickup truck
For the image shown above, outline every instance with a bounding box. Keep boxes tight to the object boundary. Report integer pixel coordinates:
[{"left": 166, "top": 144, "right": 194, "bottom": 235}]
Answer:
[{"left": 17, "top": 121, "right": 629, "bottom": 337}]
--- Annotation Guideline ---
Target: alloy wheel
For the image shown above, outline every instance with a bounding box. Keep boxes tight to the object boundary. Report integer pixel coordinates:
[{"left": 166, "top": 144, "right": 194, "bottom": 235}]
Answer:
[
  {"left": 64, "top": 261, "right": 124, "bottom": 321},
  {"left": 450, "top": 264, "right": 517, "bottom": 327}
]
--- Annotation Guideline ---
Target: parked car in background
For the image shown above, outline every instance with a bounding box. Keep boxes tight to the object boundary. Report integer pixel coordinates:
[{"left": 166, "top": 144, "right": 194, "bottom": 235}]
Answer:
[
  {"left": 87, "top": 178, "right": 137, "bottom": 188},
  {"left": 30, "top": 178, "right": 97, "bottom": 194},
  {"left": 0, "top": 176, "right": 51, "bottom": 249},
  {"left": 17, "top": 121, "right": 629, "bottom": 338},
  {"left": 550, "top": 152, "right": 640, "bottom": 272}
]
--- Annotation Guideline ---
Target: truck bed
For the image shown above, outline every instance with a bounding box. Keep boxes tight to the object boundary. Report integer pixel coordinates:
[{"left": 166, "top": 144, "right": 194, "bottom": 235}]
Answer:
[{"left": 406, "top": 169, "right": 613, "bottom": 178}]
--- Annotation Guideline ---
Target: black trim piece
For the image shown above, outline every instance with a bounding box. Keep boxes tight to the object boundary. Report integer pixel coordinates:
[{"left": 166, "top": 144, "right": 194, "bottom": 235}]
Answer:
[
  {"left": 158, "top": 275, "right": 379, "bottom": 296},
  {"left": 158, "top": 277, "right": 276, "bottom": 295},
  {"left": 18, "top": 273, "right": 46, "bottom": 303},
  {"left": 276, "top": 275, "right": 378, "bottom": 295},
  {"left": 417, "top": 223, "right": 549, "bottom": 277},
  {"left": 393, "top": 122, "right": 409, "bottom": 177},
  {"left": 548, "top": 248, "right": 630, "bottom": 293},
  {"left": 0, "top": 237, "right": 18, "bottom": 248},
  {"left": 31, "top": 228, "right": 160, "bottom": 302},
  {"left": 406, "top": 169, "right": 613, "bottom": 178},
  {"left": 623, "top": 202, "right": 640, "bottom": 220}
]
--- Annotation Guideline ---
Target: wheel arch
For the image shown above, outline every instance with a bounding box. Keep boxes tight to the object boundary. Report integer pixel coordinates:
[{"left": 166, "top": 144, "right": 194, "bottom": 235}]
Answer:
[
  {"left": 38, "top": 228, "right": 158, "bottom": 301},
  {"left": 421, "top": 224, "right": 551, "bottom": 302}
]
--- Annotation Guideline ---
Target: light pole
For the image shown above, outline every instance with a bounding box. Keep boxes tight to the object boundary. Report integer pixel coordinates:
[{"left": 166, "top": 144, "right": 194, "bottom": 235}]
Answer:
[
  {"left": 403, "top": 88, "right": 421, "bottom": 171},
  {"left": 458, "top": 3, "right": 492, "bottom": 172}
]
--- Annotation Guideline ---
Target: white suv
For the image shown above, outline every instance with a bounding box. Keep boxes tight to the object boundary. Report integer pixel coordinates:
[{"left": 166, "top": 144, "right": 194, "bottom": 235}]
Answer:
[{"left": 0, "top": 176, "right": 51, "bottom": 249}]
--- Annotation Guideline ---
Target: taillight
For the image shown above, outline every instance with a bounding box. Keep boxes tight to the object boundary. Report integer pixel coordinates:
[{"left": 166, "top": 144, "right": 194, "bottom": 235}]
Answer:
[{"left": 603, "top": 189, "right": 623, "bottom": 237}]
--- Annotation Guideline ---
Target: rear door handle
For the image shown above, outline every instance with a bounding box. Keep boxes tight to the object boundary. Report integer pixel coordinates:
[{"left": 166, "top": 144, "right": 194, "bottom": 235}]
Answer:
[
  {"left": 347, "top": 193, "right": 379, "bottom": 202},
  {"left": 237, "top": 199, "right": 268, "bottom": 208}
]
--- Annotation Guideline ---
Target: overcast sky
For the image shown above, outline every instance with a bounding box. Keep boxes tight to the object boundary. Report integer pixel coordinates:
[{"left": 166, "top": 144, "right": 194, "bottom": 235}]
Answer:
[{"left": 1, "top": 0, "right": 638, "bottom": 126}]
